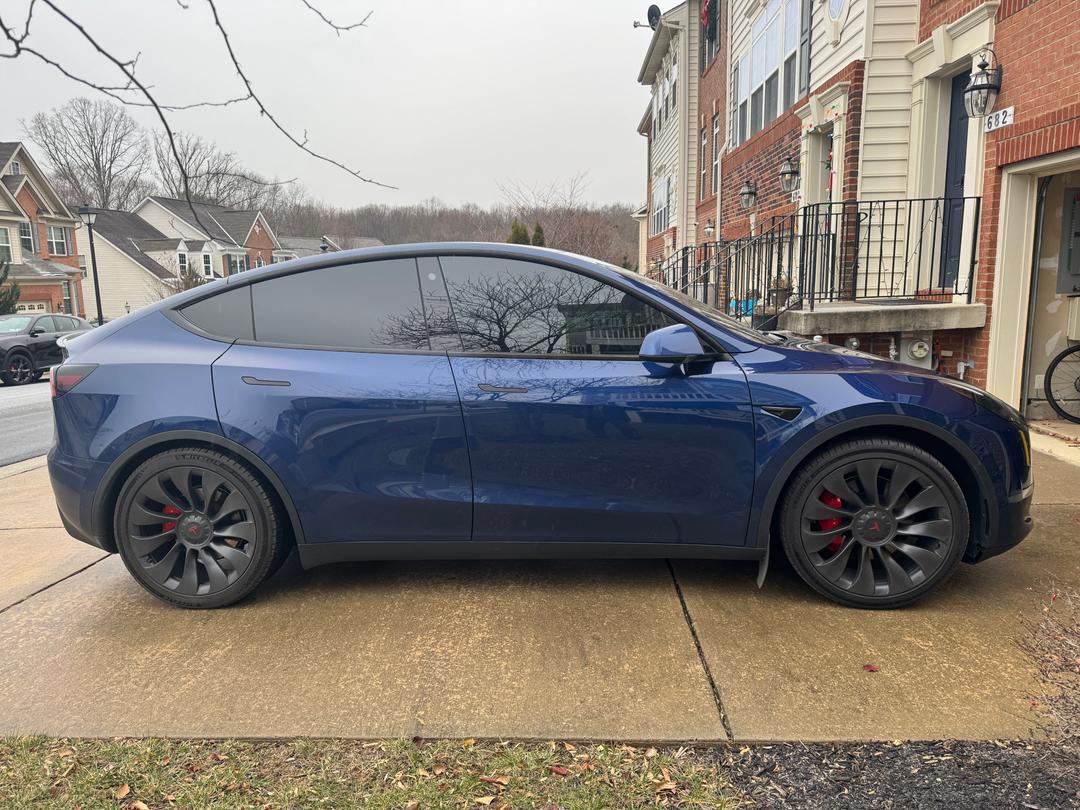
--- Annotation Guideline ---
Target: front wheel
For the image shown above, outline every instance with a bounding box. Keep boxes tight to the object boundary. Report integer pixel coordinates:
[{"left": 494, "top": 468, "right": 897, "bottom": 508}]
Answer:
[
  {"left": 779, "top": 438, "right": 969, "bottom": 609},
  {"left": 114, "top": 447, "right": 290, "bottom": 608},
  {"left": 1, "top": 353, "right": 37, "bottom": 385},
  {"left": 1045, "top": 343, "right": 1080, "bottom": 424}
]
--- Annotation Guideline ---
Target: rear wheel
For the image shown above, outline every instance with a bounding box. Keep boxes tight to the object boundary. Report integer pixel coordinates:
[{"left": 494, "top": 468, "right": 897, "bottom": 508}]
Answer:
[
  {"left": 114, "top": 447, "right": 290, "bottom": 608},
  {"left": 1, "top": 352, "right": 36, "bottom": 386},
  {"left": 779, "top": 438, "right": 969, "bottom": 609}
]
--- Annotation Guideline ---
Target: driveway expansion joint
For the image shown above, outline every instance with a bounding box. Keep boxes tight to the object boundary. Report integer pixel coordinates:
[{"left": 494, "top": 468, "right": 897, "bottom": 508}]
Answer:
[
  {"left": 0, "top": 553, "right": 111, "bottom": 615},
  {"left": 667, "top": 559, "right": 734, "bottom": 740}
]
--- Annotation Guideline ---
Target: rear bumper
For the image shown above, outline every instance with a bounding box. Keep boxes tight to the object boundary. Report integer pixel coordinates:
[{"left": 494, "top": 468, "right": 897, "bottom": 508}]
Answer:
[{"left": 47, "top": 445, "right": 112, "bottom": 552}]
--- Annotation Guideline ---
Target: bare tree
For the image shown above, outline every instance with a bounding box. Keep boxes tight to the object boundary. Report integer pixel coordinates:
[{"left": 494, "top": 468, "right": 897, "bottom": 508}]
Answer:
[
  {"left": 148, "top": 264, "right": 208, "bottom": 301},
  {"left": 23, "top": 97, "right": 153, "bottom": 209},
  {"left": 154, "top": 131, "right": 287, "bottom": 209}
]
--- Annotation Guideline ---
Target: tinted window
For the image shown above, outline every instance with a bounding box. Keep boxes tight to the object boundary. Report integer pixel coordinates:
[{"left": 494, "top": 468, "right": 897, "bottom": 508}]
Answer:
[
  {"left": 179, "top": 286, "right": 254, "bottom": 340},
  {"left": 55, "top": 316, "right": 78, "bottom": 331},
  {"left": 33, "top": 316, "right": 58, "bottom": 332},
  {"left": 438, "top": 257, "right": 677, "bottom": 356},
  {"left": 251, "top": 259, "right": 427, "bottom": 350}
]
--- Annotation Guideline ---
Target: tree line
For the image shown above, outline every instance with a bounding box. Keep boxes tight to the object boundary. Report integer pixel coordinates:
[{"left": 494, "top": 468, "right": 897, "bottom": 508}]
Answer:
[{"left": 23, "top": 98, "right": 639, "bottom": 270}]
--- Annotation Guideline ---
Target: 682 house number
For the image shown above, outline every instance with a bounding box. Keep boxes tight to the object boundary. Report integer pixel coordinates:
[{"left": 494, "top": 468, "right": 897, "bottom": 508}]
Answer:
[{"left": 984, "top": 106, "right": 1014, "bottom": 133}]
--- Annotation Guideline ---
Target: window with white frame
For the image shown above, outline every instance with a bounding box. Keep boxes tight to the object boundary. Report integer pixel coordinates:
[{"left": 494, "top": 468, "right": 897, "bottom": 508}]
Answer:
[
  {"left": 731, "top": 0, "right": 803, "bottom": 147},
  {"left": 712, "top": 114, "right": 721, "bottom": 193},
  {"left": 256, "top": 255, "right": 264, "bottom": 268},
  {"left": 78, "top": 255, "right": 87, "bottom": 277},
  {"left": 0, "top": 228, "right": 11, "bottom": 263},
  {"left": 650, "top": 175, "right": 671, "bottom": 235},
  {"left": 700, "top": 128, "right": 708, "bottom": 200},
  {"left": 10, "top": 160, "right": 20, "bottom": 176},
  {"left": 202, "top": 253, "right": 213, "bottom": 277},
  {"left": 19, "top": 221, "right": 34, "bottom": 253},
  {"left": 670, "top": 58, "right": 678, "bottom": 115},
  {"left": 46, "top": 225, "right": 70, "bottom": 256},
  {"left": 178, "top": 253, "right": 188, "bottom": 275},
  {"left": 701, "top": 0, "right": 720, "bottom": 71}
]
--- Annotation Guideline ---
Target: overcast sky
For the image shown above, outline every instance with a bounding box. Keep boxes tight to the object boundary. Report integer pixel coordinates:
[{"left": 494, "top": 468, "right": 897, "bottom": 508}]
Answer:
[{"left": 0, "top": 0, "right": 656, "bottom": 208}]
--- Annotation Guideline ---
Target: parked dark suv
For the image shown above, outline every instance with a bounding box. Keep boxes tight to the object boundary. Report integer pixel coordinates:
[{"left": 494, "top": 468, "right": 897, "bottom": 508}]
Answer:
[{"left": 1, "top": 313, "right": 91, "bottom": 385}]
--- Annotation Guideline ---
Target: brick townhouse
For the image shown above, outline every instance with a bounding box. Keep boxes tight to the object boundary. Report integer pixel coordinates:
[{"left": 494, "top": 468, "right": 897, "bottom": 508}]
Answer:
[
  {"left": 636, "top": 0, "right": 1080, "bottom": 417},
  {"left": 0, "top": 142, "right": 86, "bottom": 318}
]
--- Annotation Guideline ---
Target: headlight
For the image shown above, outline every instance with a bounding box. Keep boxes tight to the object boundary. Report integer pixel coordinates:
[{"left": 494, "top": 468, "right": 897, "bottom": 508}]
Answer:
[{"left": 941, "top": 378, "right": 1023, "bottom": 424}]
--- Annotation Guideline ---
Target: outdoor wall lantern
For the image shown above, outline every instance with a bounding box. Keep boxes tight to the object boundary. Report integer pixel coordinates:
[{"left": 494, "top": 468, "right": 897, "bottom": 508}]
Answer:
[
  {"left": 704, "top": 219, "right": 716, "bottom": 238},
  {"left": 963, "top": 49, "right": 1002, "bottom": 118},
  {"left": 739, "top": 180, "right": 757, "bottom": 210},
  {"left": 778, "top": 157, "right": 800, "bottom": 193}
]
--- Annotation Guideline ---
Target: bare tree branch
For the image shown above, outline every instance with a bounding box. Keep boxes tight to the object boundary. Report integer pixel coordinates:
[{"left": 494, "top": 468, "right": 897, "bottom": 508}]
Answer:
[{"left": 300, "top": 0, "right": 372, "bottom": 35}]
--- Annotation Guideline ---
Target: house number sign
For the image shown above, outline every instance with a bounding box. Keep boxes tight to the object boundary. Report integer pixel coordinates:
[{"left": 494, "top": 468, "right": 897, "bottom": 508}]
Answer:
[{"left": 984, "top": 107, "right": 1014, "bottom": 133}]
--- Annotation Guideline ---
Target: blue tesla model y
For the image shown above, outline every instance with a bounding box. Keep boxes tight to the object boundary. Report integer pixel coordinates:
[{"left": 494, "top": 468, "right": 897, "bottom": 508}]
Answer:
[{"left": 48, "top": 244, "right": 1033, "bottom": 609}]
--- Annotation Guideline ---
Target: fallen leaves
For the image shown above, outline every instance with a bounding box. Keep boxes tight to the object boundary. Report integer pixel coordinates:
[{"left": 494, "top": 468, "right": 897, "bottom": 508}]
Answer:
[
  {"left": 113, "top": 784, "right": 130, "bottom": 800},
  {"left": 863, "top": 664, "right": 881, "bottom": 672},
  {"left": 549, "top": 765, "right": 570, "bottom": 776}
]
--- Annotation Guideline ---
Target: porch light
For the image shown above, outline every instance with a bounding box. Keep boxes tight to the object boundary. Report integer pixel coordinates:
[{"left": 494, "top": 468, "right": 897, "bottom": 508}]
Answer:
[
  {"left": 739, "top": 180, "right": 757, "bottom": 210},
  {"left": 778, "top": 157, "right": 799, "bottom": 193},
  {"left": 704, "top": 219, "right": 716, "bottom": 238},
  {"left": 963, "top": 50, "right": 1002, "bottom": 118}
]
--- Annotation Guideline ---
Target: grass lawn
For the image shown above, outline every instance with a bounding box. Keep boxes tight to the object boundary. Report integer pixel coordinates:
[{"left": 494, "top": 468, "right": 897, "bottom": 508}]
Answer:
[{"left": 0, "top": 737, "right": 739, "bottom": 809}]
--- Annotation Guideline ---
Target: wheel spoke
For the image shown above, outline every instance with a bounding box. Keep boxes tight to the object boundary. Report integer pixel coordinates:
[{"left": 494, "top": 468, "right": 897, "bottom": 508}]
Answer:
[
  {"left": 891, "top": 540, "right": 943, "bottom": 573},
  {"left": 178, "top": 548, "right": 199, "bottom": 593},
  {"left": 199, "top": 549, "right": 231, "bottom": 592},
  {"left": 199, "top": 470, "right": 228, "bottom": 514},
  {"left": 215, "top": 520, "right": 256, "bottom": 544},
  {"left": 802, "top": 524, "right": 849, "bottom": 553},
  {"left": 210, "top": 539, "right": 252, "bottom": 571},
  {"left": 854, "top": 460, "right": 882, "bottom": 506},
  {"left": 883, "top": 464, "right": 921, "bottom": 509},
  {"left": 895, "top": 485, "right": 947, "bottom": 520},
  {"left": 897, "top": 519, "right": 952, "bottom": 541},
  {"left": 803, "top": 498, "right": 855, "bottom": 521},
  {"left": 211, "top": 488, "right": 248, "bottom": 521},
  {"left": 822, "top": 469, "right": 866, "bottom": 508},
  {"left": 141, "top": 543, "right": 182, "bottom": 584},
  {"left": 813, "top": 537, "right": 856, "bottom": 581},
  {"left": 847, "top": 546, "right": 876, "bottom": 595},
  {"left": 129, "top": 528, "right": 176, "bottom": 547},
  {"left": 144, "top": 475, "right": 188, "bottom": 512},
  {"left": 876, "top": 547, "right": 914, "bottom": 593}
]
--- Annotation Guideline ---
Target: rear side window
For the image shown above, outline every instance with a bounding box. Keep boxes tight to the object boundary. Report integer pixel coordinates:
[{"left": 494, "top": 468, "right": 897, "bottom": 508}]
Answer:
[
  {"left": 179, "top": 286, "right": 254, "bottom": 340},
  {"left": 251, "top": 259, "right": 427, "bottom": 350},
  {"left": 33, "top": 316, "right": 58, "bottom": 332},
  {"left": 437, "top": 256, "right": 678, "bottom": 356}
]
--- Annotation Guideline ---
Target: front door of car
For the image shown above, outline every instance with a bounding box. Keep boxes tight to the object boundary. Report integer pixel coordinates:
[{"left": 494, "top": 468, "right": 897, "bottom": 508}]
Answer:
[
  {"left": 28, "top": 315, "right": 60, "bottom": 369},
  {"left": 430, "top": 255, "right": 756, "bottom": 546},
  {"left": 206, "top": 258, "right": 472, "bottom": 546}
]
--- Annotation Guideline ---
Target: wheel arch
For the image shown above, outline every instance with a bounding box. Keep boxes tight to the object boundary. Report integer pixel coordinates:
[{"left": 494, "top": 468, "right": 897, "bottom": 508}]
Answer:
[
  {"left": 756, "top": 415, "right": 996, "bottom": 562},
  {"left": 91, "top": 429, "right": 307, "bottom": 553}
]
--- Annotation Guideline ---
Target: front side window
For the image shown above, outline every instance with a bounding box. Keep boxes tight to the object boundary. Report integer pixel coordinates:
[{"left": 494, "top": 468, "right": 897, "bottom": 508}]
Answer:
[
  {"left": 436, "top": 257, "right": 678, "bottom": 357},
  {"left": 47, "top": 225, "right": 70, "bottom": 256},
  {"left": 252, "top": 259, "right": 427, "bottom": 350},
  {"left": 0, "top": 228, "right": 11, "bottom": 263},
  {"left": 19, "top": 221, "right": 34, "bottom": 253}
]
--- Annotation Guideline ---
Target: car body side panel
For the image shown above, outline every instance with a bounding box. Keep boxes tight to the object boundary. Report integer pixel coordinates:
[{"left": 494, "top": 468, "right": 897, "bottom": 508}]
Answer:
[
  {"left": 449, "top": 355, "right": 756, "bottom": 545},
  {"left": 211, "top": 343, "right": 472, "bottom": 544}
]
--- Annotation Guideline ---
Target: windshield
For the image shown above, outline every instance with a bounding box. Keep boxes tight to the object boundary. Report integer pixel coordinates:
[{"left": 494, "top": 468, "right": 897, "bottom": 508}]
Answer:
[
  {"left": 600, "top": 261, "right": 782, "bottom": 345},
  {"left": 0, "top": 316, "right": 32, "bottom": 334}
]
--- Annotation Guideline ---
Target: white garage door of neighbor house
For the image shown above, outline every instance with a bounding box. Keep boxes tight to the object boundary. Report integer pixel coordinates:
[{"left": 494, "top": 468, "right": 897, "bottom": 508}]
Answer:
[{"left": 15, "top": 302, "right": 50, "bottom": 313}]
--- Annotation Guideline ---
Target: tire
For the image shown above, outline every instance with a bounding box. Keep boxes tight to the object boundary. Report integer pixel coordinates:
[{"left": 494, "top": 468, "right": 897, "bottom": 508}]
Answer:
[
  {"left": 1, "top": 352, "right": 36, "bottom": 386},
  {"left": 778, "top": 438, "right": 969, "bottom": 609},
  {"left": 1045, "top": 343, "right": 1080, "bottom": 424},
  {"left": 114, "top": 447, "right": 291, "bottom": 609}
]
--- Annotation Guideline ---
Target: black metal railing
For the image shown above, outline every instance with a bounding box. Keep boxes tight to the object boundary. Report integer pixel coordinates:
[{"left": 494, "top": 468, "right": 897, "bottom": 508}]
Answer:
[{"left": 648, "top": 196, "right": 980, "bottom": 327}]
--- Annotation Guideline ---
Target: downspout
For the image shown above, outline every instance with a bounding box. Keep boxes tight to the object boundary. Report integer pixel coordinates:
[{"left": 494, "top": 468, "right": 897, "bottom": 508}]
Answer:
[{"left": 1019, "top": 175, "right": 1054, "bottom": 415}]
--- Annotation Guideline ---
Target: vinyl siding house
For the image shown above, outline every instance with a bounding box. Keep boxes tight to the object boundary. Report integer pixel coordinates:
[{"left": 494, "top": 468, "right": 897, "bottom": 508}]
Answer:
[{"left": 0, "top": 142, "right": 85, "bottom": 317}]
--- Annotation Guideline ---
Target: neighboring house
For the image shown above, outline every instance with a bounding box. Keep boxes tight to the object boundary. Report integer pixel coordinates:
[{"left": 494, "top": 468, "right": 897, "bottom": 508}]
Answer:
[
  {"left": 76, "top": 209, "right": 181, "bottom": 321},
  {"left": 277, "top": 235, "right": 383, "bottom": 258},
  {"left": 0, "top": 142, "right": 85, "bottom": 317},
  {"left": 132, "top": 196, "right": 295, "bottom": 277}
]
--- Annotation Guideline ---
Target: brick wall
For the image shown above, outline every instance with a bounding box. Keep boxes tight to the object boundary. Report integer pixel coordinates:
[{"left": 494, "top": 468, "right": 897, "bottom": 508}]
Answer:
[
  {"left": 720, "top": 112, "right": 802, "bottom": 239},
  {"left": 245, "top": 218, "right": 275, "bottom": 267},
  {"left": 695, "top": 27, "right": 727, "bottom": 244},
  {"left": 646, "top": 229, "right": 675, "bottom": 273}
]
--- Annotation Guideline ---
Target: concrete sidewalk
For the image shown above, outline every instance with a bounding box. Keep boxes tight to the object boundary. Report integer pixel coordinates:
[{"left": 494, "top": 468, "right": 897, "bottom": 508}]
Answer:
[{"left": 0, "top": 451, "right": 1077, "bottom": 742}]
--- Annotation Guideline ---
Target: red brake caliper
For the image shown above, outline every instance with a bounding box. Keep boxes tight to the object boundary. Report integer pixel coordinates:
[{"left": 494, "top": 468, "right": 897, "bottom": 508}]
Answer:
[
  {"left": 818, "top": 491, "right": 845, "bottom": 554},
  {"left": 162, "top": 504, "right": 182, "bottom": 532}
]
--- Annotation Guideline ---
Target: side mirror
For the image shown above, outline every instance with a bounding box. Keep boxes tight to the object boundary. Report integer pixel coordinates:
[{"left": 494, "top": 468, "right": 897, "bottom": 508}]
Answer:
[
  {"left": 29, "top": 328, "right": 45, "bottom": 337},
  {"left": 639, "top": 324, "right": 708, "bottom": 363}
]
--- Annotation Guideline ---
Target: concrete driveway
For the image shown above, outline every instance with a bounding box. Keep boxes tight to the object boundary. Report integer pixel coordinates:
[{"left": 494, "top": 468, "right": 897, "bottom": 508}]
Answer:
[{"left": 0, "top": 451, "right": 1077, "bottom": 742}]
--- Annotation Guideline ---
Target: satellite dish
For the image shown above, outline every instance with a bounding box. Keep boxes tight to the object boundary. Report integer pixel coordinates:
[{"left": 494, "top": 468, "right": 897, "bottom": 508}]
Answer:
[{"left": 647, "top": 4, "right": 662, "bottom": 29}]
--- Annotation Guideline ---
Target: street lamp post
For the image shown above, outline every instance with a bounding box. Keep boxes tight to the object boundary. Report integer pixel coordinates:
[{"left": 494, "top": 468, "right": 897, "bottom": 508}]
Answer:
[{"left": 78, "top": 206, "right": 104, "bottom": 326}]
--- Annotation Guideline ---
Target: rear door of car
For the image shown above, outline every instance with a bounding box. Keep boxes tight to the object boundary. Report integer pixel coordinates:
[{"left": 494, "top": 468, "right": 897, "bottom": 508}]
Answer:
[
  {"left": 193, "top": 258, "right": 472, "bottom": 546},
  {"left": 28, "top": 316, "right": 60, "bottom": 368},
  {"left": 429, "top": 254, "right": 756, "bottom": 547}
]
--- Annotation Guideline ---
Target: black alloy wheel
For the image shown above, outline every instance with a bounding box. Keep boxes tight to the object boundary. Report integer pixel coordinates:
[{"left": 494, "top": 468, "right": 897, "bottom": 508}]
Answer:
[
  {"left": 115, "top": 448, "right": 290, "bottom": 608},
  {"left": 1045, "top": 343, "right": 1080, "bottom": 424},
  {"left": 2, "top": 353, "right": 35, "bottom": 385},
  {"left": 780, "top": 438, "right": 968, "bottom": 608}
]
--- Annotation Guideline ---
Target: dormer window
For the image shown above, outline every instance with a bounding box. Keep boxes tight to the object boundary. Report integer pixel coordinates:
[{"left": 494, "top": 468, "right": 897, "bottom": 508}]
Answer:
[{"left": 10, "top": 160, "right": 20, "bottom": 176}]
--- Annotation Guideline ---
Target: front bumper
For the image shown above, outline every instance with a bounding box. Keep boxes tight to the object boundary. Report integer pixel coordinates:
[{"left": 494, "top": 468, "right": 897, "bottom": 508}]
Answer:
[{"left": 973, "top": 474, "right": 1034, "bottom": 562}]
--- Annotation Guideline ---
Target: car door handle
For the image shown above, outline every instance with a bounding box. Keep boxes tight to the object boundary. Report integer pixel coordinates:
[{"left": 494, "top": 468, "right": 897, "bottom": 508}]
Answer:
[
  {"left": 242, "top": 375, "right": 291, "bottom": 387},
  {"left": 477, "top": 383, "right": 529, "bottom": 394}
]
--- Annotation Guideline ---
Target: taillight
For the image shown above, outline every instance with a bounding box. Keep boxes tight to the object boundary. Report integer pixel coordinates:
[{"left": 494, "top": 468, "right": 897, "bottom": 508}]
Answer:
[{"left": 51, "top": 364, "right": 97, "bottom": 398}]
